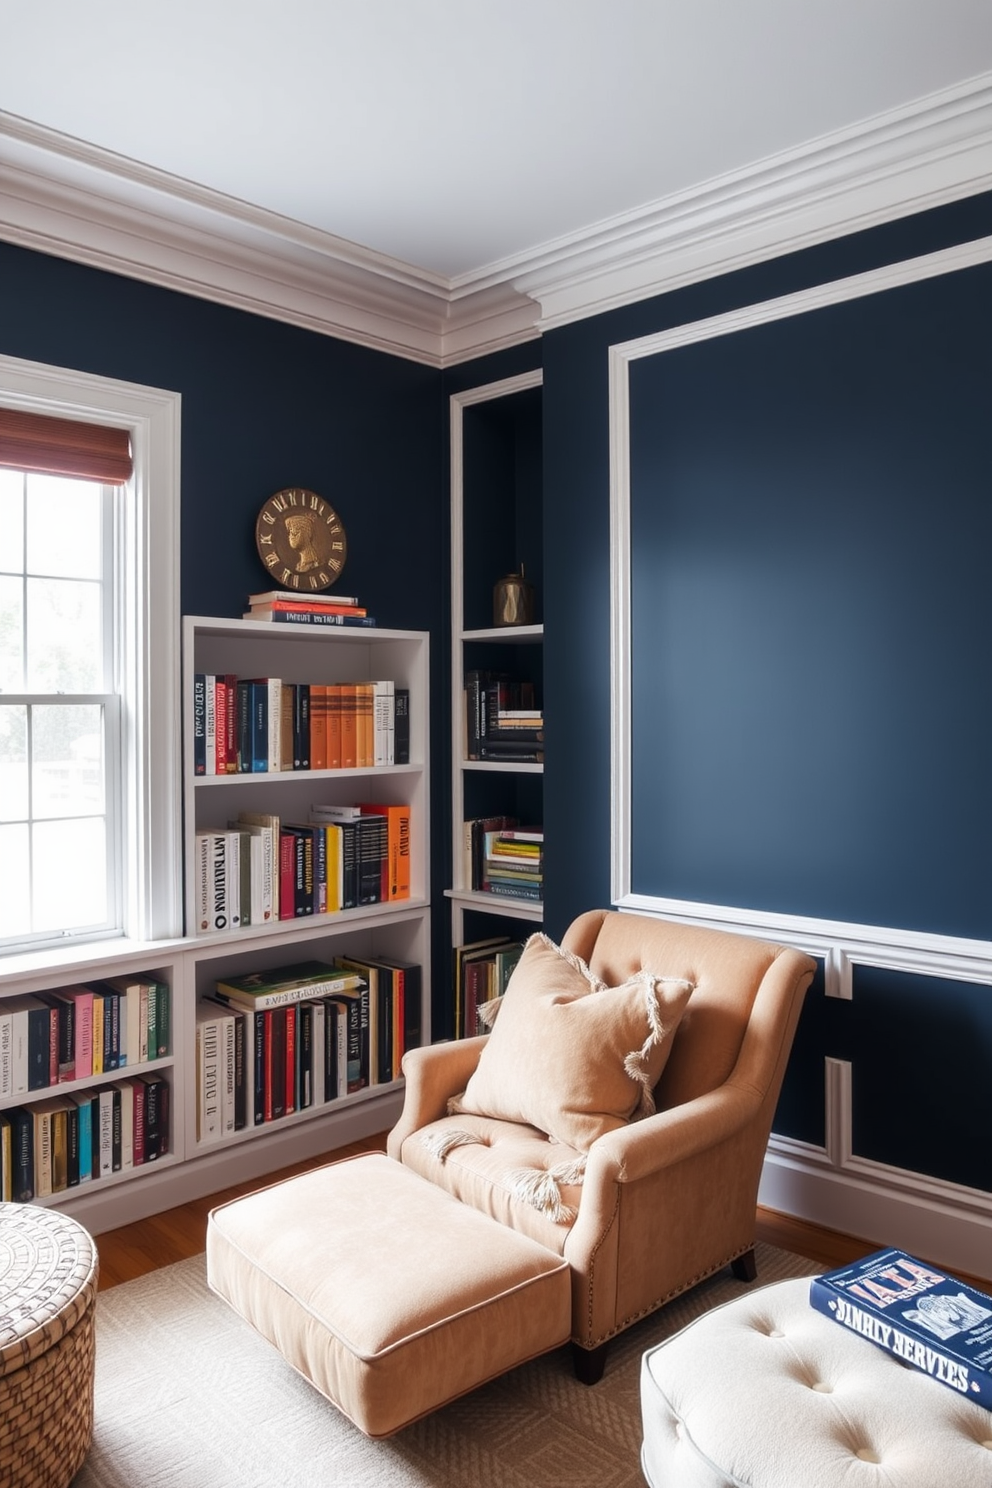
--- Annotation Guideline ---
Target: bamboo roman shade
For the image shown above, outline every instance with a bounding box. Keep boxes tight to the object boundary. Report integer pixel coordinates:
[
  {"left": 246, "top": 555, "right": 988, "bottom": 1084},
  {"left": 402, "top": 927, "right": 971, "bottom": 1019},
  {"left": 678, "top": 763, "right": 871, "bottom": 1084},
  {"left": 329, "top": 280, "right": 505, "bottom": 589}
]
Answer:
[{"left": 0, "top": 407, "right": 133, "bottom": 485}]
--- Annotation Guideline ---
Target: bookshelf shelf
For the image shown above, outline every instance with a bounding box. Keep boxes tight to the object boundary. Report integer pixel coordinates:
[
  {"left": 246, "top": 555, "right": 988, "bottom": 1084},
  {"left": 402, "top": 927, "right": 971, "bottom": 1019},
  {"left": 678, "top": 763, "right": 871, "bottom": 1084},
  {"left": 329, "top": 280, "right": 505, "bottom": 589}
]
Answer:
[{"left": 449, "top": 370, "right": 544, "bottom": 1036}]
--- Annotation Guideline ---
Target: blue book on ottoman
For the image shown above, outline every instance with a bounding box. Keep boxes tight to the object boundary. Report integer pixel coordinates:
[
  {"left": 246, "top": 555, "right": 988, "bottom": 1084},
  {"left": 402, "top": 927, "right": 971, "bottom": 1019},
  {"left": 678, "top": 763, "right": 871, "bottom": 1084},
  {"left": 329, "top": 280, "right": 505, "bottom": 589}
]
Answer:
[{"left": 810, "top": 1247, "right": 992, "bottom": 1409}]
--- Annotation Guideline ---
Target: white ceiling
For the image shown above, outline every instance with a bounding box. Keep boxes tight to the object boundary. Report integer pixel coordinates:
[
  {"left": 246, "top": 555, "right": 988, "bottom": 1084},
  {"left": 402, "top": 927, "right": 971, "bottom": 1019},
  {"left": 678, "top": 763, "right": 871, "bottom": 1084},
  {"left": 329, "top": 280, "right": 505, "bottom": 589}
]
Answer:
[{"left": 2, "top": 1, "right": 992, "bottom": 361}]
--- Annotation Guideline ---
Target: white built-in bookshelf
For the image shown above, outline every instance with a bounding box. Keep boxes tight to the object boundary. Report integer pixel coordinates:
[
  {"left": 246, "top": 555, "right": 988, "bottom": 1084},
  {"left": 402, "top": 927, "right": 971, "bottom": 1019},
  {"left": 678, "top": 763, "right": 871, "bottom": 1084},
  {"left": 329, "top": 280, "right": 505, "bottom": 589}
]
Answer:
[
  {"left": 0, "top": 616, "right": 430, "bottom": 1232},
  {"left": 447, "top": 371, "right": 545, "bottom": 963}
]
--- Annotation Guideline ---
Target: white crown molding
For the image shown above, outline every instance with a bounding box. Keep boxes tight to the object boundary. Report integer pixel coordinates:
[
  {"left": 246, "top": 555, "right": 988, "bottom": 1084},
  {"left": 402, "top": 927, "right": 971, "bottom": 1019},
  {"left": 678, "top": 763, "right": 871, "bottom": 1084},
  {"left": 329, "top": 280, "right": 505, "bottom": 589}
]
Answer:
[
  {"left": 0, "top": 112, "right": 539, "bottom": 367},
  {"left": 2, "top": 73, "right": 992, "bottom": 365},
  {"left": 516, "top": 72, "right": 992, "bottom": 330}
]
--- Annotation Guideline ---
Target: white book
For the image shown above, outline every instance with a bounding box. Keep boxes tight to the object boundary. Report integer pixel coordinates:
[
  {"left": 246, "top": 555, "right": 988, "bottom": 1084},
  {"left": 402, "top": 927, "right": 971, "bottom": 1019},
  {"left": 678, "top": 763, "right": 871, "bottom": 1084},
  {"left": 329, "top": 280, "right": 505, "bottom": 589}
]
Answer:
[
  {"left": 204, "top": 674, "right": 217, "bottom": 776},
  {"left": 197, "top": 831, "right": 239, "bottom": 934},
  {"left": 8, "top": 1004, "right": 30, "bottom": 1095},
  {"left": 138, "top": 986, "right": 150, "bottom": 1063},
  {"left": 114, "top": 1081, "right": 135, "bottom": 1169},
  {"left": 372, "top": 679, "right": 395, "bottom": 767},
  {"left": 195, "top": 1004, "right": 222, "bottom": 1143},
  {"left": 225, "top": 830, "right": 242, "bottom": 930},
  {"left": 234, "top": 814, "right": 277, "bottom": 925},
  {"left": 98, "top": 1088, "right": 115, "bottom": 1178},
  {"left": 0, "top": 1009, "right": 12, "bottom": 1097},
  {"left": 311, "top": 1001, "right": 325, "bottom": 1107},
  {"left": 123, "top": 984, "right": 142, "bottom": 1067}
]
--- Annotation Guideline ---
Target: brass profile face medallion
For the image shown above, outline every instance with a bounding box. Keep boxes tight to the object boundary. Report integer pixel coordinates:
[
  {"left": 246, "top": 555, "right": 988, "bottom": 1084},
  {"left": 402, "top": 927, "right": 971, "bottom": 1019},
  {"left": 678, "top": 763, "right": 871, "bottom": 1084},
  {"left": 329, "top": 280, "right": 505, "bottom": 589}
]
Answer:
[{"left": 254, "top": 488, "right": 347, "bottom": 591}]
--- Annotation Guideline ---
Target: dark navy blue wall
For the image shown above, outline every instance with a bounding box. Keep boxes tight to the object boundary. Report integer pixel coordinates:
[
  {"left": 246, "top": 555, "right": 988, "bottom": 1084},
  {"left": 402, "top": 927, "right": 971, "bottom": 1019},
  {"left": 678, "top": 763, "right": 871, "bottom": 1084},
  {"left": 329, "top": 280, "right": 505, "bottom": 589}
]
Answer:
[
  {"left": 539, "top": 191, "right": 992, "bottom": 1176},
  {"left": 627, "top": 262, "right": 992, "bottom": 938},
  {"left": 0, "top": 240, "right": 450, "bottom": 1018},
  {"left": 0, "top": 242, "right": 442, "bottom": 628}
]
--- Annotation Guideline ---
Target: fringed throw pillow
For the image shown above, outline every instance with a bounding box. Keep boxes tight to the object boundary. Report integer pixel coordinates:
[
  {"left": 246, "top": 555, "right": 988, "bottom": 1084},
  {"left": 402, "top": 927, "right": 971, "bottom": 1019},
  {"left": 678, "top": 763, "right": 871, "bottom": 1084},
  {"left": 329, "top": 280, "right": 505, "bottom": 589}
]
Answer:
[{"left": 449, "top": 932, "right": 694, "bottom": 1152}]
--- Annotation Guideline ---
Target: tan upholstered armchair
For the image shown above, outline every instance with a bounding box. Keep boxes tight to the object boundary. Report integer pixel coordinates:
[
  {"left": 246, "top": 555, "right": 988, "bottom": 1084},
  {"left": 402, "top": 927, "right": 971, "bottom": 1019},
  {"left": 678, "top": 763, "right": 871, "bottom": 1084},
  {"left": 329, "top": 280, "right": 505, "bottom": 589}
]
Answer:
[{"left": 388, "top": 909, "right": 816, "bottom": 1382}]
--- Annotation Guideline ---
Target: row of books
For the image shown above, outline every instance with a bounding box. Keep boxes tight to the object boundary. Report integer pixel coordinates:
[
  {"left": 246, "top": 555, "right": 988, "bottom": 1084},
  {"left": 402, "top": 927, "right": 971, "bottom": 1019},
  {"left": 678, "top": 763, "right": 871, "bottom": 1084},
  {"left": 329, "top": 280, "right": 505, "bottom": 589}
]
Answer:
[
  {"left": 195, "top": 956, "right": 422, "bottom": 1141},
  {"left": 464, "top": 670, "right": 543, "bottom": 762},
  {"left": 194, "top": 802, "right": 411, "bottom": 933},
  {"left": 453, "top": 935, "right": 525, "bottom": 1040},
  {"left": 0, "top": 1072, "right": 170, "bottom": 1201},
  {"left": 193, "top": 673, "right": 409, "bottom": 775},
  {"left": 462, "top": 815, "right": 543, "bottom": 902},
  {"left": 243, "top": 589, "right": 377, "bottom": 629},
  {"left": 0, "top": 974, "right": 170, "bottom": 1098}
]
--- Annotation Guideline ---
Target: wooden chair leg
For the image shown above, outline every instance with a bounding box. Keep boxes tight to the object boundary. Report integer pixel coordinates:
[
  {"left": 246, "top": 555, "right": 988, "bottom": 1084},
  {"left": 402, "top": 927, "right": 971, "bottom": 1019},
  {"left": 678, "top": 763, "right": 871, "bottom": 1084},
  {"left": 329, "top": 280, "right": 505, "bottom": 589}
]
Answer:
[
  {"left": 730, "top": 1247, "right": 758, "bottom": 1283},
  {"left": 572, "top": 1341, "right": 609, "bottom": 1385}
]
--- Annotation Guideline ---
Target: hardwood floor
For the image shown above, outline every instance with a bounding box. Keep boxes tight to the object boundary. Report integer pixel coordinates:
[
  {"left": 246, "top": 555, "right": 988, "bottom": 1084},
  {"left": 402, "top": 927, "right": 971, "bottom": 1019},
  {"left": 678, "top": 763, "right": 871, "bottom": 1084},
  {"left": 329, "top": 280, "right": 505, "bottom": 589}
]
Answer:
[{"left": 93, "top": 1132, "right": 991, "bottom": 1294}]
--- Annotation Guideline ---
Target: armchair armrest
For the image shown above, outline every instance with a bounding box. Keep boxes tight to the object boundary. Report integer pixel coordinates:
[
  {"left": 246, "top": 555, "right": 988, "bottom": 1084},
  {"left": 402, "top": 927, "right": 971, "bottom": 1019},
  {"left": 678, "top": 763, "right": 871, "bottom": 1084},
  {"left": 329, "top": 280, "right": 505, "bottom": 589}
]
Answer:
[
  {"left": 586, "top": 1079, "right": 762, "bottom": 1186},
  {"left": 386, "top": 1037, "right": 488, "bottom": 1159}
]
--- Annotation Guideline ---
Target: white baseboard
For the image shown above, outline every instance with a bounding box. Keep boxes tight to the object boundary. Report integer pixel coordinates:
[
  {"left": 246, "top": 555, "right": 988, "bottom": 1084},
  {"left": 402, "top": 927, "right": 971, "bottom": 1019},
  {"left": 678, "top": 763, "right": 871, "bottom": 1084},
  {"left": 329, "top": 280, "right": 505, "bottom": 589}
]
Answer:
[{"left": 760, "top": 1137, "right": 992, "bottom": 1282}]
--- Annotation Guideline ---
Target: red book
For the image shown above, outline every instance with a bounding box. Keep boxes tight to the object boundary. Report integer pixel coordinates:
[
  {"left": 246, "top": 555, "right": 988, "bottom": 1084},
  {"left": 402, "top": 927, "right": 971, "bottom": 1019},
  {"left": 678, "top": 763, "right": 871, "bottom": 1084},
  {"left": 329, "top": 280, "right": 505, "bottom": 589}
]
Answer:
[
  {"left": 132, "top": 1077, "right": 147, "bottom": 1165},
  {"left": 223, "top": 675, "right": 238, "bottom": 773},
  {"left": 284, "top": 1005, "right": 296, "bottom": 1116},
  {"left": 278, "top": 831, "right": 296, "bottom": 920},
  {"left": 215, "top": 678, "right": 228, "bottom": 773}
]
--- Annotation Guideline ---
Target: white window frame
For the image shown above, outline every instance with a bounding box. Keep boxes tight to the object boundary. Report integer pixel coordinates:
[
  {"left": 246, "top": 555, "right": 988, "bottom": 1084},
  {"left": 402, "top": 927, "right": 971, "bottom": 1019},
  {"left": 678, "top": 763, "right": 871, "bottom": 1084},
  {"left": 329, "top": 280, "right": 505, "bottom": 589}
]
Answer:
[{"left": 0, "top": 352, "right": 182, "bottom": 948}]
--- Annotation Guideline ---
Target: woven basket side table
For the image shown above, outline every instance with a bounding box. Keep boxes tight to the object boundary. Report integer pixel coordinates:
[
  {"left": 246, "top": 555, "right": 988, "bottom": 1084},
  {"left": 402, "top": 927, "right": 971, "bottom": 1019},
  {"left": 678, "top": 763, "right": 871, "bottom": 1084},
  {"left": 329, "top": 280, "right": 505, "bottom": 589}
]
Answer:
[{"left": 0, "top": 1203, "right": 99, "bottom": 1488}]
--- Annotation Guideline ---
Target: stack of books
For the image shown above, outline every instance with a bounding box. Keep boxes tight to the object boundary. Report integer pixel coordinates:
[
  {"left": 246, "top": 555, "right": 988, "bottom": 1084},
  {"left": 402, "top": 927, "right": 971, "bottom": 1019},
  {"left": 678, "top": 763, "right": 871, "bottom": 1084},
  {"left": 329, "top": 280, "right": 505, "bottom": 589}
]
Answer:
[
  {"left": 462, "top": 815, "right": 543, "bottom": 902},
  {"left": 464, "top": 670, "right": 542, "bottom": 762},
  {"left": 195, "top": 955, "right": 422, "bottom": 1140},
  {"left": 243, "top": 590, "right": 376, "bottom": 628}
]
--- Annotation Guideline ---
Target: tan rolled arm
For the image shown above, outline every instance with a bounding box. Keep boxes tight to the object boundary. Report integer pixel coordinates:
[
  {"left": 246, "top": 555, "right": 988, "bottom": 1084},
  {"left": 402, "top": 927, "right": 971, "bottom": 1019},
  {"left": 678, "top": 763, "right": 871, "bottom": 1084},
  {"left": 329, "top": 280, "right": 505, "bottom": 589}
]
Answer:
[
  {"left": 585, "top": 1079, "right": 763, "bottom": 1187},
  {"left": 386, "top": 1037, "right": 487, "bottom": 1158}
]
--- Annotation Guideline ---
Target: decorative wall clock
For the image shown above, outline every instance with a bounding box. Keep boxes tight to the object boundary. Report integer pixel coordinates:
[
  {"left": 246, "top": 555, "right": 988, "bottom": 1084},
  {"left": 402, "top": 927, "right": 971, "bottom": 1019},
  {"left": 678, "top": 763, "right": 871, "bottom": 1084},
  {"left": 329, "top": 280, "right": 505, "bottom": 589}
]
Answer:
[{"left": 254, "top": 487, "right": 347, "bottom": 591}]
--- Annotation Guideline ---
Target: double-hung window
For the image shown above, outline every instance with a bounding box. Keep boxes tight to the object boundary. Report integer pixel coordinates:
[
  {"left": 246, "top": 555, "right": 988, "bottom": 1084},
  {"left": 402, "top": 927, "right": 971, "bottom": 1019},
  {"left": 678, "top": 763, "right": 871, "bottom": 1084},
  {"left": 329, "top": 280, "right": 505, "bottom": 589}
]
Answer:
[
  {"left": 0, "top": 356, "right": 182, "bottom": 957},
  {"left": 0, "top": 456, "right": 121, "bottom": 944}
]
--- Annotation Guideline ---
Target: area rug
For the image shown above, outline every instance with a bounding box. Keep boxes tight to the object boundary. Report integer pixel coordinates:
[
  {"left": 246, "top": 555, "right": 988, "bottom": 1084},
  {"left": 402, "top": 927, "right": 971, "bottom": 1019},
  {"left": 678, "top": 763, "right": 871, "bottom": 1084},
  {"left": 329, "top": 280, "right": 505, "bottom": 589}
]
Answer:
[{"left": 75, "top": 1243, "right": 818, "bottom": 1488}]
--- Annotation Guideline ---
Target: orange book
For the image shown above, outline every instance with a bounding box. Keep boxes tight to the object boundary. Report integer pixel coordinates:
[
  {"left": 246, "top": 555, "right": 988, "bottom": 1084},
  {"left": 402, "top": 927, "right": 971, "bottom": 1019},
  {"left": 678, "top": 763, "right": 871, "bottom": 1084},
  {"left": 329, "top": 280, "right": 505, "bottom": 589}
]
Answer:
[
  {"left": 326, "top": 684, "right": 343, "bottom": 770},
  {"left": 358, "top": 803, "right": 410, "bottom": 900},
  {"left": 340, "top": 684, "right": 358, "bottom": 769},
  {"left": 309, "top": 684, "right": 328, "bottom": 771},
  {"left": 356, "top": 682, "right": 374, "bottom": 768}
]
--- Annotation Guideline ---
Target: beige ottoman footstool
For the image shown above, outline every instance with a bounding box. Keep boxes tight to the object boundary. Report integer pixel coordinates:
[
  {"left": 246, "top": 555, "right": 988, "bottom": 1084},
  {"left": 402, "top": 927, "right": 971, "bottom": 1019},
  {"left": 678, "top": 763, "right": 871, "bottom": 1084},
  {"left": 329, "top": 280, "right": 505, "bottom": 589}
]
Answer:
[
  {"left": 206, "top": 1152, "right": 571, "bottom": 1438},
  {"left": 0, "top": 1203, "right": 99, "bottom": 1488},
  {"left": 640, "top": 1275, "right": 992, "bottom": 1487}
]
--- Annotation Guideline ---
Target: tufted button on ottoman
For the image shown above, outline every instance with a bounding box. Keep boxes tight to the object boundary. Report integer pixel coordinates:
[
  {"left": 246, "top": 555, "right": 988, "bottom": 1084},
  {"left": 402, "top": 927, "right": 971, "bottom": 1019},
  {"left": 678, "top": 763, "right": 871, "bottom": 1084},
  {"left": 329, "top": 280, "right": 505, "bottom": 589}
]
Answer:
[
  {"left": 640, "top": 1275, "right": 992, "bottom": 1487},
  {"left": 0, "top": 1203, "right": 99, "bottom": 1488}
]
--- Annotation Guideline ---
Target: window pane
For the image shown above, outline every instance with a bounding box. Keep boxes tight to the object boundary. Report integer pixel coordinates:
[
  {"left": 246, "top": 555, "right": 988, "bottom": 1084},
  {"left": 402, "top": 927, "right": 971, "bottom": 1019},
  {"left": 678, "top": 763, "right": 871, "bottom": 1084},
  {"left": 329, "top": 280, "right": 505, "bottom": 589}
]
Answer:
[
  {"left": 26, "top": 577, "right": 103, "bottom": 691},
  {"left": 26, "top": 473, "right": 103, "bottom": 579},
  {"left": 32, "top": 704, "right": 105, "bottom": 819},
  {"left": 32, "top": 817, "right": 107, "bottom": 932},
  {"left": 0, "top": 704, "right": 28, "bottom": 821},
  {"left": 0, "top": 468, "right": 23, "bottom": 571},
  {"left": 0, "top": 822, "right": 30, "bottom": 936},
  {"left": 0, "top": 575, "right": 24, "bottom": 692}
]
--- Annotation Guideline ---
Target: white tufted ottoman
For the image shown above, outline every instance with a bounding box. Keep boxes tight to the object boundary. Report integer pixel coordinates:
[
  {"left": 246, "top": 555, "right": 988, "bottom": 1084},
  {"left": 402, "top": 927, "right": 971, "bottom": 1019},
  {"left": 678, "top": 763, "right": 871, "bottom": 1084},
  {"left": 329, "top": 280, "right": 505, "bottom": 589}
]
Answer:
[{"left": 640, "top": 1275, "right": 992, "bottom": 1487}]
